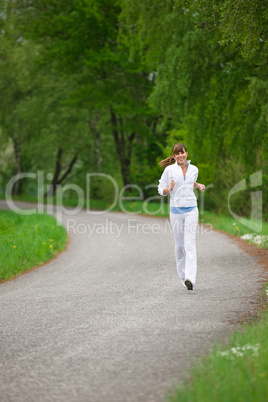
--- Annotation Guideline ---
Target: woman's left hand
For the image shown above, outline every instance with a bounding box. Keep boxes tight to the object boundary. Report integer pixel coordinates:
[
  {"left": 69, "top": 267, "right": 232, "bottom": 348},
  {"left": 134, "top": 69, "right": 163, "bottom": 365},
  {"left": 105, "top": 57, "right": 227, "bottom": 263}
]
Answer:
[{"left": 198, "top": 184, "right": 206, "bottom": 192}]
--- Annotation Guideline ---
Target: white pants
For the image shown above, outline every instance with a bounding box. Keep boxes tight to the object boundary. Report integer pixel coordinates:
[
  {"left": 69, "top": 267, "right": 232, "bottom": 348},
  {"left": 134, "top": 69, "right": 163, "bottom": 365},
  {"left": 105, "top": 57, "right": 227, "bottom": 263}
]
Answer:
[{"left": 170, "top": 207, "right": 198, "bottom": 286}]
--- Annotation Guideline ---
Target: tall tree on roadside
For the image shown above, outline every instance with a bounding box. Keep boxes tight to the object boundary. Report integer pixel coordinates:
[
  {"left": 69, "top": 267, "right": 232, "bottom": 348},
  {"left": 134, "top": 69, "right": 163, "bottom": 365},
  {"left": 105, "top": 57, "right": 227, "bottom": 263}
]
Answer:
[
  {"left": 16, "top": 0, "right": 156, "bottom": 187},
  {"left": 120, "top": 0, "right": 268, "bottom": 215},
  {"left": 0, "top": 3, "right": 92, "bottom": 195},
  {"left": 174, "top": 0, "right": 268, "bottom": 58}
]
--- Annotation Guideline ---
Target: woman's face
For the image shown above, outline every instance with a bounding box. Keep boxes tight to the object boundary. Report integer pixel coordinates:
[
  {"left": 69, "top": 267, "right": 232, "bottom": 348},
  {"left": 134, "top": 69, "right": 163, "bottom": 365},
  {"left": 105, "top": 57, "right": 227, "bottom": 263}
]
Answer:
[{"left": 174, "top": 149, "right": 188, "bottom": 165}]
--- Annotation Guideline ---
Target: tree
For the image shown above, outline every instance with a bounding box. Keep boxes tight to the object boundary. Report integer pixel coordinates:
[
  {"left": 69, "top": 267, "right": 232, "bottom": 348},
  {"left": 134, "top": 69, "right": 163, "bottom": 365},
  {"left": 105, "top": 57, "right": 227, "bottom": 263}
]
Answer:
[
  {"left": 0, "top": 2, "right": 92, "bottom": 195},
  {"left": 174, "top": 0, "right": 268, "bottom": 58},
  {"left": 15, "top": 0, "right": 157, "bottom": 187},
  {"left": 120, "top": 0, "right": 268, "bottom": 217},
  {"left": 0, "top": 27, "right": 40, "bottom": 194}
]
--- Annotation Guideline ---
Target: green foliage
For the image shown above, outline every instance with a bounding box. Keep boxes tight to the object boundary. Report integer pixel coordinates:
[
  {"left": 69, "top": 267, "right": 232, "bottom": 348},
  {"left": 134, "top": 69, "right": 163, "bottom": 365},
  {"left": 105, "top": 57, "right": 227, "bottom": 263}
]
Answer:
[
  {"left": 0, "top": 2, "right": 93, "bottom": 195},
  {"left": 0, "top": 0, "right": 267, "bottom": 220},
  {"left": 174, "top": 0, "right": 268, "bottom": 58},
  {"left": 167, "top": 304, "right": 268, "bottom": 401},
  {"left": 119, "top": 0, "right": 268, "bottom": 220},
  {"left": 0, "top": 209, "right": 67, "bottom": 281},
  {"left": 13, "top": 0, "right": 160, "bottom": 188},
  {"left": 201, "top": 210, "right": 268, "bottom": 242}
]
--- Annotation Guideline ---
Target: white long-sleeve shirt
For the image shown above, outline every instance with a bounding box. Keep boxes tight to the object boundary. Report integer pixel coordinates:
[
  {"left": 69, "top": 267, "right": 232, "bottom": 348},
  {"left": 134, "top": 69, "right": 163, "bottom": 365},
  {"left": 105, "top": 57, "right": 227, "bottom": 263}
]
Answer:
[{"left": 158, "top": 160, "right": 198, "bottom": 207}]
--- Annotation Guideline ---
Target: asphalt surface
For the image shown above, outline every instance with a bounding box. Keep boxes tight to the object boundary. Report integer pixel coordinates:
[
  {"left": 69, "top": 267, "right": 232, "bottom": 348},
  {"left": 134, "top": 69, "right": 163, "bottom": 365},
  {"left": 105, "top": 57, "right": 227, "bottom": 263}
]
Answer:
[{"left": 0, "top": 200, "right": 266, "bottom": 402}]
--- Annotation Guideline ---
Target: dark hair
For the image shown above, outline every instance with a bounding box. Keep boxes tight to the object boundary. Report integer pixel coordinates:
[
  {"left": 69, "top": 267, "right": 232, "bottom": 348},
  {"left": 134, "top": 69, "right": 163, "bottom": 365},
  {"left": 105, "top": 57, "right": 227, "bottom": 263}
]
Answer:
[{"left": 159, "top": 143, "right": 187, "bottom": 169}]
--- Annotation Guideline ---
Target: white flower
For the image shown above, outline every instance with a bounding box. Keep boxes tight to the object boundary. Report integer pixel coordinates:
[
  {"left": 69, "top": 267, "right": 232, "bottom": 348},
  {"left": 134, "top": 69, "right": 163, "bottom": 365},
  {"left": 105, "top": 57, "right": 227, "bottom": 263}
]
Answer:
[
  {"left": 217, "top": 343, "right": 260, "bottom": 358},
  {"left": 240, "top": 233, "right": 268, "bottom": 246},
  {"left": 240, "top": 233, "right": 253, "bottom": 240},
  {"left": 253, "top": 235, "right": 268, "bottom": 245}
]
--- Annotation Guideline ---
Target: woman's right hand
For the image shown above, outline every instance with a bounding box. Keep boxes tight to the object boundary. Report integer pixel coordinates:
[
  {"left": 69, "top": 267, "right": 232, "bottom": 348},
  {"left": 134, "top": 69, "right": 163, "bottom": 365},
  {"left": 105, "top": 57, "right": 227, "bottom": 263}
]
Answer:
[{"left": 168, "top": 180, "right": 175, "bottom": 192}]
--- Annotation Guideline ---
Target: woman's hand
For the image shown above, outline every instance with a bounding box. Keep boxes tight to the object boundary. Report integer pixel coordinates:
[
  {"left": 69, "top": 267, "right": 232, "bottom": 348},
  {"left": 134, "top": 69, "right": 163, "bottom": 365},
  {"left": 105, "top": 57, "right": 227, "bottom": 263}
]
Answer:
[
  {"left": 168, "top": 179, "right": 175, "bottom": 192},
  {"left": 163, "top": 180, "right": 175, "bottom": 195},
  {"left": 195, "top": 182, "right": 205, "bottom": 192}
]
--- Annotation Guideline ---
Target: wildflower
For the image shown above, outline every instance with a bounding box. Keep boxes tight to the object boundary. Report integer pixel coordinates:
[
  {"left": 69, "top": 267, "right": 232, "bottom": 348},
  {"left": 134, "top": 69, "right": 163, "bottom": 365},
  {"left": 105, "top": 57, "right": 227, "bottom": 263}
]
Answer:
[
  {"left": 241, "top": 234, "right": 253, "bottom": 240},
  {"left": 43, "top": 242, "right": 46, "bottom": 245},
  {"left": 233, "top": 222, "right": 236, "bottom": 226},
  {"left": 235, "top": 226, "right": 239, "bottom": 231},
  {"left": 49, "top": 245, "right": 53, "bottom": 248},
  {"left": 217, "top": 343, "right": 260, "bottom": 359},
  {"left": 13, "top": 245, "right": 16, "bottom": 248},
  {"left": 50, "top": 239, "right": 53, "bottom": 242},
  {"left": 253, "top": 235, "right": 262, "bottom": 245},
  {"left": 252, "top": 235, "right": 268, "bottom": 246}
]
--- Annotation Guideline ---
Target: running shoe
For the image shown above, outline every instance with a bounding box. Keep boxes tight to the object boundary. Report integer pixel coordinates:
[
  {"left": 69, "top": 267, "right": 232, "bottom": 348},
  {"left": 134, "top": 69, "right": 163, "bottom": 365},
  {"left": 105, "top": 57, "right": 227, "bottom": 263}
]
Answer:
[{"left": 184, "top": 279, "right": 193, "bottom": 290}]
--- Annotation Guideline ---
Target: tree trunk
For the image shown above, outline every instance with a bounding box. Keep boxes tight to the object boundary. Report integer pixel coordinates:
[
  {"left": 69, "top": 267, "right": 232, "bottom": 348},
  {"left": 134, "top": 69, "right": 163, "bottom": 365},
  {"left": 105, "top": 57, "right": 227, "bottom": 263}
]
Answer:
[
  {"left": 12, "top": 137, "right": 22, "bottom": 196},
  {"left": 89, "top": 120, "right": 101, "bottom": 172},
  {"left": 93, "top": 131, "right": 101, "bottom": 171},
  {"left": 110, "top": 107, "right": 135, "bottom": 187},
  {"left": 89, "top": 120, "right": 102, "bottom": 199},
  {"left": 50, "top": 147, "right": 63, "bottom": 196},
  {"left": 45, "top": 147, "right": 78, "bottom": 197}
]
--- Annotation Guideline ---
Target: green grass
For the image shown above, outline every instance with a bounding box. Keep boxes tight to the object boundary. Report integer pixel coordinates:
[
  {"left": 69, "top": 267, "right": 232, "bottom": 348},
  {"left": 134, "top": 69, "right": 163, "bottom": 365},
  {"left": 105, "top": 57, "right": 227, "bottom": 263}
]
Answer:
[
  {"left": 200, "top": 211, "right": 268, "bottom": 249},
  {"left": 0, "top": 193, "right": 170, "bottom": 216},
  {"left": 0, "top": 209, "right": 68, "bottom": 282},
  {"left": 2, "top": 193, "right": 268, "bottom": 247},
  {"left": 167, "top": 290, "right": 268, "bottom": 402}
]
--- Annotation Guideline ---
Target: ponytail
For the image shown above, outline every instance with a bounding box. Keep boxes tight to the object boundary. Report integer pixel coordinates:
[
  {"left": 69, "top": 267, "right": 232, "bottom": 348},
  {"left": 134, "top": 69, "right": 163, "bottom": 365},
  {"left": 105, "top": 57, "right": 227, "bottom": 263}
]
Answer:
[
  {"left": 159, "top": 155, "right": 176, "bottom": 169},
  {"left": 159, "top": 143, "right": 187, "bottom": 169}
]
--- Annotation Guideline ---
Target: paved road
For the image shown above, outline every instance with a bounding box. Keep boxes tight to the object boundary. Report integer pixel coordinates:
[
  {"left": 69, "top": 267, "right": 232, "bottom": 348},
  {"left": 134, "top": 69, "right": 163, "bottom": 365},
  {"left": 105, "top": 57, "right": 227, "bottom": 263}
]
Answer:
[{"left": 0, "top": 201, "right": 266, "bottom": 402}]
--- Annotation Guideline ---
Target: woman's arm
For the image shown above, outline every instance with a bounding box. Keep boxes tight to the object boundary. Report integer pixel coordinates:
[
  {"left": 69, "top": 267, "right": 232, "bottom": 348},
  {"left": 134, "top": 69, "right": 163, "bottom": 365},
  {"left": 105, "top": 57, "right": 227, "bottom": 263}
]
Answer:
[
  {"left": 158, "top": 168, "right": 175, "bottom": 196},
  {"left": 194, "top": 182, "right": 206, "bottom": 191},
  {"left": 163, "top": 180, "right": 175, "bottom": 195}
]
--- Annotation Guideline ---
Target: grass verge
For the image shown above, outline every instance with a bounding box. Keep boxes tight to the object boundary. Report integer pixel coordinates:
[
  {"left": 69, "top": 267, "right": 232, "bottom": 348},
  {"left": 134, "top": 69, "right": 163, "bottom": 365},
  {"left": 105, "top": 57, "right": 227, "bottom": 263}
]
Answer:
[
  {"left": 0, "top": 209, "right": 68, "bottom": 282},
  {"left": 167, "top": 286, "right": 268, "bottom": 402},
  {"left": 0, "top": 193, "right": 170, "bottom": 216},
  {"left": 2, "top": 194, "right": 267, "bottom": 248},
  {"left": 200, "top": 211, "right": 268, "bottom": 249},
  {"left": 165, "top": 212, "right": 268, "bottom": 401}
]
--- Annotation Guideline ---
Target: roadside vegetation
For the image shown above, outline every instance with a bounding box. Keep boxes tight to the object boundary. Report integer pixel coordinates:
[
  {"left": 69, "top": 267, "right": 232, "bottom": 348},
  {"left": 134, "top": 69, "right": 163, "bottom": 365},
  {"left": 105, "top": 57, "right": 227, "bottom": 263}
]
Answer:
[
  {"left": 167, "top": 289, "right": 268, "bottom": 402},
  {"left": 200, "top": 212, "right": 268, "bottom": 249},
  {"left": 2, "top": 194, "right": 267, "bottom": 248},
  {"left": 0, "top": 209, "right": 68, "bottom": 282},
  {"left": 0, "top": 1, "right": 267, "bottom": 224}
]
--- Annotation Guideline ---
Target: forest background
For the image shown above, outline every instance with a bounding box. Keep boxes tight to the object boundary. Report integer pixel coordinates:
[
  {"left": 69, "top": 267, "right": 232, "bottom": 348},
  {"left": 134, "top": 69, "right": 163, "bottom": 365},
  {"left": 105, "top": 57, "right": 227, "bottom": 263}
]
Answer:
[{"left": 0, "top": 0, "right": 267, "bottom": 221}]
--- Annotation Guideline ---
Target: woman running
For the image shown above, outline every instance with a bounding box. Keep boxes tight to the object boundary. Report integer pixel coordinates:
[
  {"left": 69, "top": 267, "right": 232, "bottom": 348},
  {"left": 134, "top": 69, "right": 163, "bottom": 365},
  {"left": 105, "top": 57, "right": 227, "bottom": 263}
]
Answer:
[{"left": 158, "top": 143, "right": 205, "bottom": 290}]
